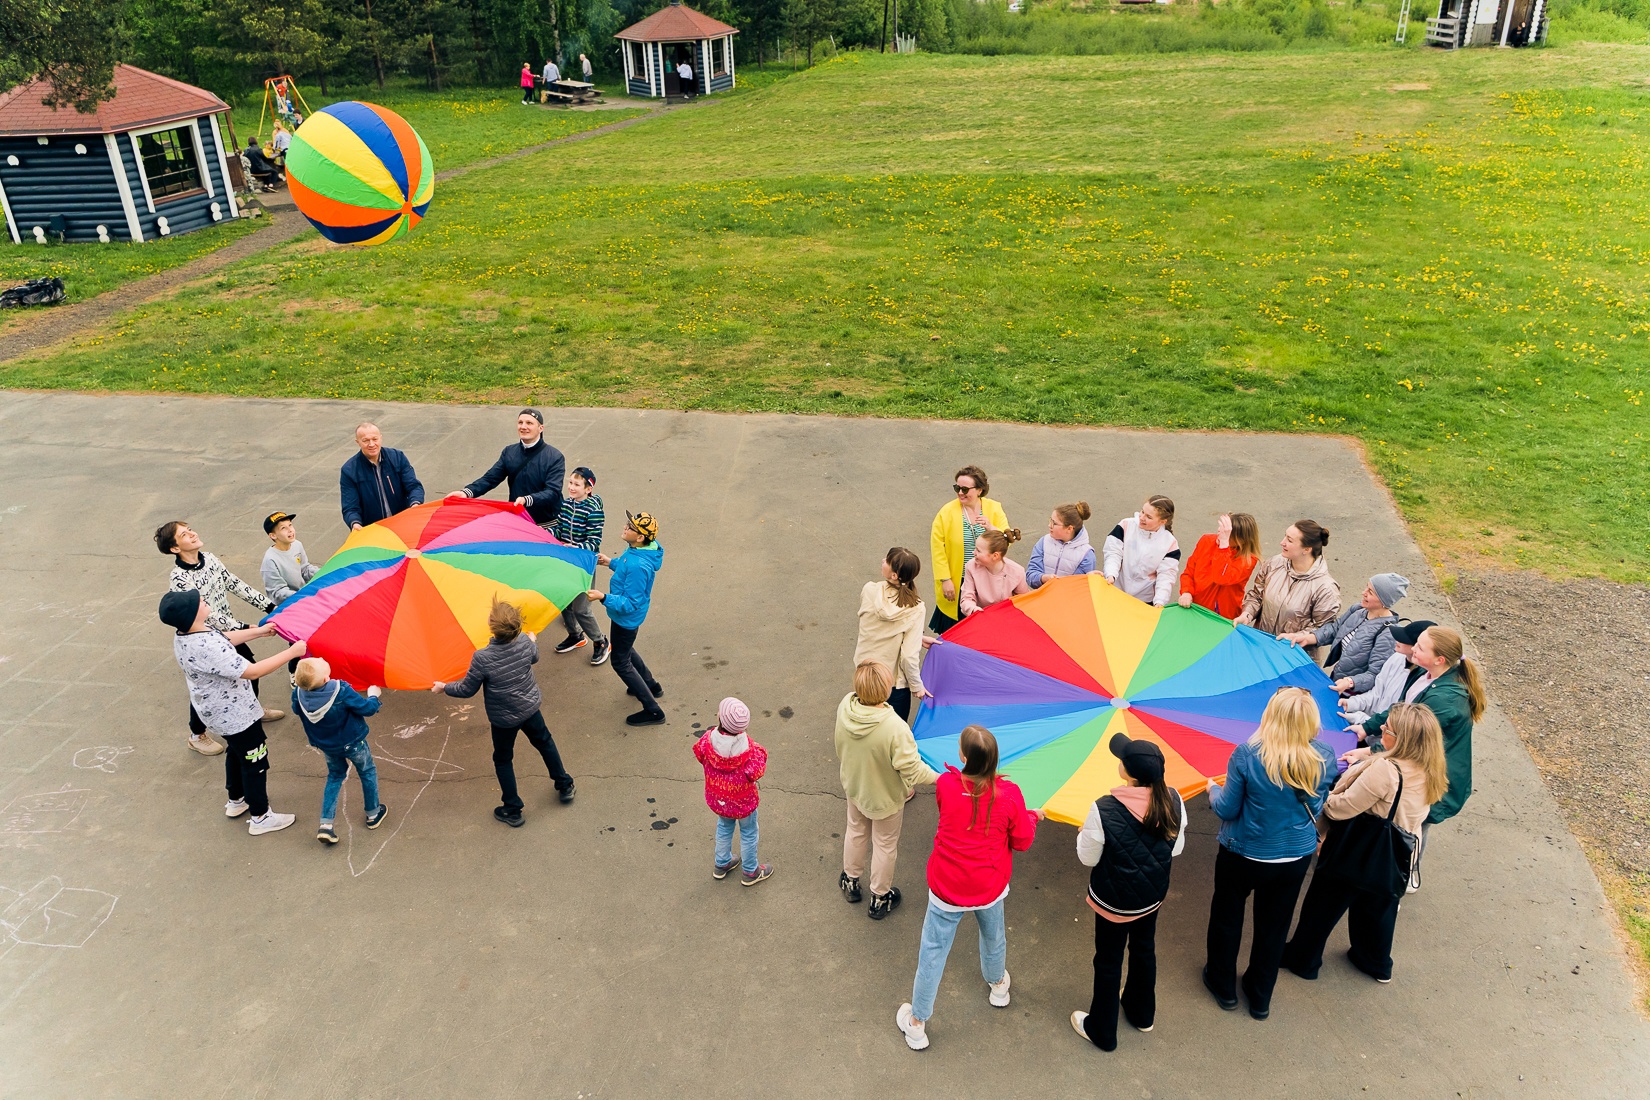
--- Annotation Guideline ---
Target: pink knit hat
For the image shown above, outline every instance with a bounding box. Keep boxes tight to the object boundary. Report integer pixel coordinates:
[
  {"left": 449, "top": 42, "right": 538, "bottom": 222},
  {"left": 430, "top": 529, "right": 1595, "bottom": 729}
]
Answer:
[{"left": 717, "top": 697, "right": 750, "bottom": 735}]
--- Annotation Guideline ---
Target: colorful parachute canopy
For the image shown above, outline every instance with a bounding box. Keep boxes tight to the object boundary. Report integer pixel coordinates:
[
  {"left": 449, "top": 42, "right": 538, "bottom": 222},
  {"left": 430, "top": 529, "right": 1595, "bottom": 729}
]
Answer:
[
  {"left": 911, "top": 575, "right": 1356, "bottom": 826},
  {"left": 263, "top": 500, "right": 592, "bottom": 690},
  {"left": 286, "top": 101, "right": 434, "bottom": 246}
]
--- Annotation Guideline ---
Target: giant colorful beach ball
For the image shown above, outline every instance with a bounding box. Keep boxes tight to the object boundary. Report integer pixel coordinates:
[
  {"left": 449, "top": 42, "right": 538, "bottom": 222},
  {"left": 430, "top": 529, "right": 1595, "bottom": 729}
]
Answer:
[{"left": 287, "top": 101, "right": 434, "bottom": 246}]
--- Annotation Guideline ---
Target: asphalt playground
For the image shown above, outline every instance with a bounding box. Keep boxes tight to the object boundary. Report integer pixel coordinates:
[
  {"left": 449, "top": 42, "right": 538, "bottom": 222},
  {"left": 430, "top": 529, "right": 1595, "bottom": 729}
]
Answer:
[{"left": 0, "top": 391, "right": 1645, "bottom": 1099}]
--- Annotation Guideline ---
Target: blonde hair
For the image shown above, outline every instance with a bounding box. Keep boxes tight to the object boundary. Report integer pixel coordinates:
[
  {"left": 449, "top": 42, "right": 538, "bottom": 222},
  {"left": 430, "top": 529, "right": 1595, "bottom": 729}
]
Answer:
[
  {"left": 1251, "top": 687, "right": 1326, "bottom": 795},
  {"left": 1383, "top": 702, "right": 1450, "bottom": 805},
  {"left": 977, "top": 527, "right": 1022, "bottom": 556},
  {"left": 1228, "top": 513, "right": 1261, "bottom": 560},
  {"left": 854, "top": 660, "right": 893, "bottom": 707},
  {"left": 1422, "top": 627, "right": 1487, "bottom": 721},
  {"left": 488, "top": 598, "right": 523, "bottom": 643},
  {"left": 293, "top": 657, "right": 330, "bottom": 690}
]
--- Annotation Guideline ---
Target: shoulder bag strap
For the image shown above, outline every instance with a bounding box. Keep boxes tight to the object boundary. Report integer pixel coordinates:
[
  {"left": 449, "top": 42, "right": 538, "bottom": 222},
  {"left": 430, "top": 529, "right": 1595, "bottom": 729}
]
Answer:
[{"left": 1382, "top": 761, "right": 1405, "bottom": 824}]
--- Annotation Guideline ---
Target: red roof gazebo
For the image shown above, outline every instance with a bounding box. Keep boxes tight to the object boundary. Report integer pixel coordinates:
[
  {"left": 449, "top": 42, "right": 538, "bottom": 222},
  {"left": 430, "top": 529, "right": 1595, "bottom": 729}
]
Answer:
[{"left": 616, "top": 3, "right": 738, "bottom": 100}]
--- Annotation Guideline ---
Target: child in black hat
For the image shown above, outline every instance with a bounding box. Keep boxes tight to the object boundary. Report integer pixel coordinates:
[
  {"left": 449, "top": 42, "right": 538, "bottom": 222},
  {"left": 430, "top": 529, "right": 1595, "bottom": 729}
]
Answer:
[
  {"left": 1071, "top": 732, "right": 1188, "bottom": 1052},
  {"left": 260, "top": 511, "right": 319, "bottom": 606}
]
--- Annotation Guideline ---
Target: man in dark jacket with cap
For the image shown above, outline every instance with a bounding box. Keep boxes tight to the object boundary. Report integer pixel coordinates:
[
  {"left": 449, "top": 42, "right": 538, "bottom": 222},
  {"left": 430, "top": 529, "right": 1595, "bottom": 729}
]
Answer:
[{"left": 448, "top": 409, "right": 565, "bottom": 528}]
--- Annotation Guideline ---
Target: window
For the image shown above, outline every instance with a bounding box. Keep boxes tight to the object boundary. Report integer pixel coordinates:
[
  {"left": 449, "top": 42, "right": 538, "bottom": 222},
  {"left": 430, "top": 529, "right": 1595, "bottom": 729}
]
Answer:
[
  {"left": 714, "top": 38, "right": 728, "bottom": 76},
  {"left": 136, "top": 127, "right": 202, "bottom": 199},
  {"left": 631, "top": 42, "right": 646, "bottom": 77}
]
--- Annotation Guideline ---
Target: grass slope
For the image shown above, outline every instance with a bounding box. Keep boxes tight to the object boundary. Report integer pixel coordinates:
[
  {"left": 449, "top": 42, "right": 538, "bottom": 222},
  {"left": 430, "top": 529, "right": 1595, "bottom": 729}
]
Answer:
[{"left": 5, "top": 48, "right": 1649, "bottom": 579}]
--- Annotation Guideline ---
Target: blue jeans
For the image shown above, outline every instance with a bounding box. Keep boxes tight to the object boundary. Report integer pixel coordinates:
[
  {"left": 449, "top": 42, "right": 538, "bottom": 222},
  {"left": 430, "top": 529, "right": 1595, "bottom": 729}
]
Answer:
[
  {"left": 715, "top": 811, "right": 759, "bottom": 874},
  {"left": 320, "top": 738, "right": 379, "bottom": 824},
  {"left": 910, "top": 895, "right": 1007, "bottom": 1021}
]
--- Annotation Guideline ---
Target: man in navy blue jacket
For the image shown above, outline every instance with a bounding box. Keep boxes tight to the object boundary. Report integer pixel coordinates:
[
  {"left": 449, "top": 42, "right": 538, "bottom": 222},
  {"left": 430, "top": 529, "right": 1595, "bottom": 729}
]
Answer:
[
  {"left": 449, "top": 408, "right": 565, "bottom": 528},
  {"left": 340, "top": 423, "right": 425, "bottom": 530}
]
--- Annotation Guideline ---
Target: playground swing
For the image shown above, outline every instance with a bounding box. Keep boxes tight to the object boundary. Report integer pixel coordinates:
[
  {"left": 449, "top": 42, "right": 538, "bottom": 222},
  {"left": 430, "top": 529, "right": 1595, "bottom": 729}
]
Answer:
[{"left": 256, "top": 75, "right": 313, "bottom": 151}]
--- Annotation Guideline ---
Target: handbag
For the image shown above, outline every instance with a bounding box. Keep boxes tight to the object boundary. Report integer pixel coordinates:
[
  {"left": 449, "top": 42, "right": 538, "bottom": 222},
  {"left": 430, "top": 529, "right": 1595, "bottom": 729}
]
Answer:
[{"left": 1315, "top": 760, "right": 1417, "bottom": 898}]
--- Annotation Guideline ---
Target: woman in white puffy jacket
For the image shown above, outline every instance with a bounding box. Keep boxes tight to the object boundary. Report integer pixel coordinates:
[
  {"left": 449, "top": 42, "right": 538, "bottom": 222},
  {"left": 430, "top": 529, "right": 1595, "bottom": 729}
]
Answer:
[{"left": 1103, "top": 496, "right": 1181, "bottom": 608}]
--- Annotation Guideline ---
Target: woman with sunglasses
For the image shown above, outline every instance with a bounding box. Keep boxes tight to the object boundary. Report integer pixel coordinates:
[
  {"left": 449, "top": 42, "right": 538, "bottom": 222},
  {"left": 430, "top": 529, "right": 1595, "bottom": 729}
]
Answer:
[{"left": 929, "top": 465, "right": 1009, "bottom": 634}]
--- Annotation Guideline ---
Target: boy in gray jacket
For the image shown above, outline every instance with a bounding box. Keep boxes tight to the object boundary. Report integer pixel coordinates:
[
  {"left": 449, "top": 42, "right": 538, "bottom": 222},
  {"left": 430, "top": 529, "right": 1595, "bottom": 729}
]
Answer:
[
  {"left": 261, "top": 511, "right": 319, "bottom": 605},
  {"left": 431, "top": 599, "right": 575, "bottom": 826}
]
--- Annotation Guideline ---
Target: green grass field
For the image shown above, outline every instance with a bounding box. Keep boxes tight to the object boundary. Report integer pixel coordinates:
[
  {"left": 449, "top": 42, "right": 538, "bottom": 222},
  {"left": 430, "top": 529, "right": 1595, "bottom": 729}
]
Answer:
[{"left": 5, "top": 45, "right": 1648, "bottom": 580}]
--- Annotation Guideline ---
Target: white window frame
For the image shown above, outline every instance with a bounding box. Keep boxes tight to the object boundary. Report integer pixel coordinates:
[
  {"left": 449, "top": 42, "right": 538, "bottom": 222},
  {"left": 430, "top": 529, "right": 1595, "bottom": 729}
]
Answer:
[
  {"left": 208, "top": 113, "right": 239, "bottom": 218},
  {"left": 103, "top": 133, "right": 145, "bottom": 242},
  {"left": 128, "top": 118, "right": 211, "bottom": 211}
]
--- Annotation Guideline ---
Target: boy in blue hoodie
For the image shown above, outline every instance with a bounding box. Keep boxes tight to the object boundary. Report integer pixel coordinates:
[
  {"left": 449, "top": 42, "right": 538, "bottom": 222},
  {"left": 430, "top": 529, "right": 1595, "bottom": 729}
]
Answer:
[
  {"left": 292, "top": 657, "right": 388, "bottom": 844},
  {"left": 588, "top": 510, "right": 665, "bottom": 726}
]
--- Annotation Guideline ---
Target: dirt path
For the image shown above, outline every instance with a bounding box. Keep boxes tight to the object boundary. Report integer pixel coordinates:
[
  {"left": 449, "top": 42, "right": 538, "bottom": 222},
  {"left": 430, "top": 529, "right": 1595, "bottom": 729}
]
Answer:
[{"left": 0, "top": 102, "right": 686, "bottom": 365}]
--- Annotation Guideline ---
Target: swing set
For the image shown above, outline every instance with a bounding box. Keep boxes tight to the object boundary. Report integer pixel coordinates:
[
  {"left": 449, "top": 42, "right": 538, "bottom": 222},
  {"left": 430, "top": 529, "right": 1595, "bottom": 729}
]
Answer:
[{"left": 255, "top": 75, "right": 313, "bottom": 147}]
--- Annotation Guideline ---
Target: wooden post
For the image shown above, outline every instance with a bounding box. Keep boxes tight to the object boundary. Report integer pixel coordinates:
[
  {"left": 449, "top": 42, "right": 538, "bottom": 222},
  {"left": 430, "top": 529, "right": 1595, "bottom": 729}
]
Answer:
[{"left": 881, "top": 0, "right": 890, "bottom": 52}]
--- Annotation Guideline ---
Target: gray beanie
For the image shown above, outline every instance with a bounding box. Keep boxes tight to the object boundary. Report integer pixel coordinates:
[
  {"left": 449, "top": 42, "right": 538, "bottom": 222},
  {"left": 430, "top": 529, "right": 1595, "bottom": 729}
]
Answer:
[{"left": 1370, "top": 572, "right": 1409, "bottom": 609}]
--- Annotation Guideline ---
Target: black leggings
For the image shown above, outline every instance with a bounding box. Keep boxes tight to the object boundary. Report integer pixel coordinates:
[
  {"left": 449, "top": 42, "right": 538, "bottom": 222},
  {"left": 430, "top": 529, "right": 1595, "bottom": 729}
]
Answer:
[
  {"left": 1204, "top": 846, "right": 1312, "bottom": 1013},
  {"left": 609, "top": 623, "right": 660, "bottom": 712},
  {"left": 189, "top": 642, "right": 258, "bottom": 735},
  {"left": 1283, "top": 869, "right": 1402, "bottom": 982},
  {"left": 1084, "top": 910, "right": 1158, "bottom": 1051},
  {"left": 491, "top": 712, "right": 573, "bottom": 811}
]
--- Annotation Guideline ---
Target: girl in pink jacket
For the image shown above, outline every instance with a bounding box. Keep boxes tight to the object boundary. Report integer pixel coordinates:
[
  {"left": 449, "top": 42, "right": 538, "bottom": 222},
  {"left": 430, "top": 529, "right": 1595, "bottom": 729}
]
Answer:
[
  {"left": 896, "top": 725, "right": 1042, "bottom": 1051},
  {"left": 692, "top": 697, "right": 772, "bottom": 886},
  {"left": 960, "top": 528, "right": 1030, "bottom": 617}
]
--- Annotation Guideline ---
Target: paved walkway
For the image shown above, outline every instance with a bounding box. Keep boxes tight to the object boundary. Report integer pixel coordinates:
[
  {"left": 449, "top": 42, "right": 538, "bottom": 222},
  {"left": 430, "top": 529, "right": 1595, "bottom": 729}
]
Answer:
[
  {"left": 0, "top": 393, "right": 1645, "bottom": 1098},
  {"left": 0, "top": 103, "right": 686, "bottom": 365}
]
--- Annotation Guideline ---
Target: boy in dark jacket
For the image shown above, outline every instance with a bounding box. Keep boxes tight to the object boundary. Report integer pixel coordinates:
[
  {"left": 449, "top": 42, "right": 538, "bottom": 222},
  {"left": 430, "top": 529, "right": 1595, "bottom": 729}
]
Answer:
[
  {"left": 293, "top": 657, "right": 387, "bottom": 844},
  {"left": 448, "top": 409, "right": 565, "bottom": 528},
  {"left": 432, "top": 599, "right": 575, "bottom": 826},
  {"left": 588, "top": 511, "right": 665, "bottom": 726}
]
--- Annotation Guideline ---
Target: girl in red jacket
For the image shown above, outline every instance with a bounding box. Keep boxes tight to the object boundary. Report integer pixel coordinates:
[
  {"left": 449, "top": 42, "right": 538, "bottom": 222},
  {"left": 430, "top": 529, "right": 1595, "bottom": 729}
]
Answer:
[
  {"left": 1178, "top": 512, "right": 1262, "bottom": 620},
  {"left": 896, "top": 725, "right": 1042, "bottom": 1051},
  {"left": 692, "top": 697, "right": 772, "bottom": 886}
]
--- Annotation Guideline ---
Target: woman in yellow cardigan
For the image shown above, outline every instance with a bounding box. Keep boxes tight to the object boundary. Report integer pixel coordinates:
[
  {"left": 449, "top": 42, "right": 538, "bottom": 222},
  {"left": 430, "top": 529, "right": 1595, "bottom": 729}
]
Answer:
[{"left": 929, "top": 465, "right": 1009, "bottom": 633}]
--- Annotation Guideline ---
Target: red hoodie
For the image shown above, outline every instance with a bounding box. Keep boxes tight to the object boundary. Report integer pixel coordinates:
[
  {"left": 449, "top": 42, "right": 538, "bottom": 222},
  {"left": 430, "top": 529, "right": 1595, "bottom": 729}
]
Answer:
[{"left": 925, "top": 767, "right": 1039, "bottom": 908}]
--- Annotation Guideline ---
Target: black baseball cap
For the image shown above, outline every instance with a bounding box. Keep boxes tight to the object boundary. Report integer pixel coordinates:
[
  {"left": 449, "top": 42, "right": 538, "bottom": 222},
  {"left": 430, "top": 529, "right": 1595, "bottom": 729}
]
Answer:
[
  {"left": 1389, "top": 620, "right": 1436, "bottom": 646},
  {"left": 263, "top": 511, "right": 297, "bottom": 534},
  {"left": 1109, "top": 732, "right": 1165, "bottom": 784}
]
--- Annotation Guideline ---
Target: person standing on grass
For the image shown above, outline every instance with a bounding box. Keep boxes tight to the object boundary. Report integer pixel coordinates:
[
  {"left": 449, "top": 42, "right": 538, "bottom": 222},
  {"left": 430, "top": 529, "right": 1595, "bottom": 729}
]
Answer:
[
  {"left": 432, "top": 600, "right": 575, "bottom": 827},
  {"left": 1340, "top": 620, "right": 1435, "bottom": 726},
  {"left": 157, "top": 519, "right": 284, "bottom": 753},
  {"left": 1201, "top": 688, "right": 1336, "bottom": 1022},
  {"left": 1282, "top": 573, "right": 1408, "bottom": 696},
  {"left": 1027, "top": 502, "right": 1096, "bottom": 589},
  {"left": 340, "top": 423, "right": 424, "bottom": 531},
  {"left": 1178, "top": 512, "right": 1261, "bottom": 619},
  {"left": 693, "top": 697, "right": 773, "bottom": 886},
  {"left": 543, "top": 57, "right": 561, "bottom": 90},
  {"left": 854, "top": 547, "right": 928, "bottom": 723},
  {"left": 1348, "top": 625, "right": 1484, "bottom": 890},
  {"left": 930, "top": 465, "right": 1009, "bottom": 633},
  {"left": 1103, "top": 496, "right": 1181, "bottom": 608},
  {"left": 1283, "top": 703, "right": 1446, "bottom": 984},
  {"left": 552, "top": 467, "right": 610, "bottom": 665},
  {"left": 293, "top": 657, "right": 387, "bottom": 846},
  {"left": 448, "top": 409, "right": 566, "bottom": 530},
  {"left": 580, "top": 54, "right": 593, "bottom": 80},
  {"left": 521, "top": 63, "right": 536, "bottom": 103},
  {"left": 960, "top": 528, "right": 1029, "bottom": 617},
  {"left": 895, "top": 725, "right": 1041, "bottom": 1052},
  {"left": 836, "top": 661, "right": 939, "bottom": 922},
  {"left": 1071, "top": 734, "right": 1188, "bottom": 1053},
  {"left": 587, "top": 511, "right": 666, "bottom": 726},
  {"left": 159, "top": 590, "right": 305, "bottom": 836},
  {"left": 1236, "top": 520, "right": 1339, "bottom": 642}
]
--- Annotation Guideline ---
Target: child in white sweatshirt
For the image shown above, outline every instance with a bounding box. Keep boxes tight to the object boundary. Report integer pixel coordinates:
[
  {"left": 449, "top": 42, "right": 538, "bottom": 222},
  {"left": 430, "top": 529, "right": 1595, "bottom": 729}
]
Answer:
[{"left": 1102, "top": 496, "right": 1181, "bottom": 608}]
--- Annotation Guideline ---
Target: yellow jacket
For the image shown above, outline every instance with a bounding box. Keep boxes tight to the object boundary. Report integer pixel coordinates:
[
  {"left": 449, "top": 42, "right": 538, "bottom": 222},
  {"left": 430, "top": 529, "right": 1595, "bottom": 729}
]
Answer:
[{"left": 930, "top": 497, "right": 1009, "bottom": 621}]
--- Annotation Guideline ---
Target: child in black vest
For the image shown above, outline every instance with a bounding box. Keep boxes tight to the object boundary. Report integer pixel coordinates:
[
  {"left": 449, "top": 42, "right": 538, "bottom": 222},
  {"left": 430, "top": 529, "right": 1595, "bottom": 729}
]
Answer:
[{"left": 1071, "top": 733, "right": 1188, "bottom": 1051}]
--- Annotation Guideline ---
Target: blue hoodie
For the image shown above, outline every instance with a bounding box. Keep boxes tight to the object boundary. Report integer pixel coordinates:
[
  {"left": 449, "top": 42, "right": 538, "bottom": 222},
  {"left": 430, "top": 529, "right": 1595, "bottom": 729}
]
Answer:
[
  {"left": 603, "top": 542, "right": 663, "bottom": 630},
  {"left": 293, "top": 681, "right": 382, "bottom": 753}
]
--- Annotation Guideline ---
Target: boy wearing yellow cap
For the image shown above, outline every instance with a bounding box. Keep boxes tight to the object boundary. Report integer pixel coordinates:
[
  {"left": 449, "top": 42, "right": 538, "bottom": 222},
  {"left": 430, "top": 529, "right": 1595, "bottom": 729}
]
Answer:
[{"left": 588, "top": 511, "right": 665, "bottom": 726}]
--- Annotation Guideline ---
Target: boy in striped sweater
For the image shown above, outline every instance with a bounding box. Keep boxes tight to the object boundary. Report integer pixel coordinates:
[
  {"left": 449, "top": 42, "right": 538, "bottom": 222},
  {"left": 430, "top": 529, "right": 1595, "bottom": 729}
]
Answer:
[{"left": 551, "top": 466, "right": 610, "bottom": 666}]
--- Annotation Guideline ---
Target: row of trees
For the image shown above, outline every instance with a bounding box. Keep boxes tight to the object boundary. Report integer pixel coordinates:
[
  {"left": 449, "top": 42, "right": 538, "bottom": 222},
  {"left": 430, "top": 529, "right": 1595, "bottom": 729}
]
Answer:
[{"left": 1, "top": 0, "right": 960, "bottom": 111}]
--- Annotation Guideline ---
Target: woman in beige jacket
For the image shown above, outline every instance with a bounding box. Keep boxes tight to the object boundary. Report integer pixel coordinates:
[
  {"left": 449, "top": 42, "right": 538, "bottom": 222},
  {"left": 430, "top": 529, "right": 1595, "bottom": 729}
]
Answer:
[
  {"left": 1282, "top": 703, "right": 1447, "bottom": 984},
  {"left": 855, "top": 548, "right": 928, "bottom": 723},
  {"left": 1236, "top": 519, "right": 1340, "bottom": 641}
]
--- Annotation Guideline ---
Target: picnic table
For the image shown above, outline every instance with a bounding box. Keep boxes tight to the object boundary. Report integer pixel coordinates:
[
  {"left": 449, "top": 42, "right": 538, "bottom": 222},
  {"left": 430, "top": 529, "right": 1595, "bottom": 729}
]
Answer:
[{"left": 542, "top": 79, "right": 603, "bottom": 106}]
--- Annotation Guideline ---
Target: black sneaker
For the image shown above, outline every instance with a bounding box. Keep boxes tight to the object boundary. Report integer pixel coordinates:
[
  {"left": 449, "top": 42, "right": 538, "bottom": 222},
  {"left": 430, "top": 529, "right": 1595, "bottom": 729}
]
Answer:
[
  {"left": 494, "top": 805, "right": 524, "bottom": 827},
  {"left": 625, "top": 708, "right": 666, "bottom": 726},
  {"left": 626, "top": 683, "right": 665, "bottom": 699},
  {"left": 867, "top": 886, "right": 902, "bottom": 920},
  {"left": 316, "top": 824, "right": 338, "bottom": 845},
  {"left": 558, "top": 784, "right": 576, "bottom": 804},
  {"left": 554, "top": 634, "right": 588, "bottom": 654},
  {"left": 589, "top": 638, "right": 611, "bottom": 666},
  {"left": 1203, "top": 967, "right": 1239, "bottom": 1011},
  {"left": 839, "top": 872, "right": 862, "bottom": 904},
  {"left": 365, "top": 802, "right": 388, "bottom": 829}
]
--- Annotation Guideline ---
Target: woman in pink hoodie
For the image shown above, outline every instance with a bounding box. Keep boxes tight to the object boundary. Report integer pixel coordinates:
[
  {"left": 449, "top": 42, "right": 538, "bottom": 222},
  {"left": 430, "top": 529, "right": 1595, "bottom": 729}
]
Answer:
[
  {"left": 692, "top": 697, "right": 772, "bottom": 886},
  {"left": 959, "top": 528, "right": 1030, "bottom": 618},
  {"left": 895, "top": 725, "right": 1041, "bottom": 1051}
]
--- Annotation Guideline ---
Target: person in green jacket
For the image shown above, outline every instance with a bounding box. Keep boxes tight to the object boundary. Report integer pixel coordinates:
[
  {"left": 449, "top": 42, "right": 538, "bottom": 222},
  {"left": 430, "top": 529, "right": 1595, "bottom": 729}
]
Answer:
[
  {"left": 1346, "top": 625, "right": 1486, "bottom": 890},
  {"left": 836, "top": 660, "right": 940, "bottom": 921}
]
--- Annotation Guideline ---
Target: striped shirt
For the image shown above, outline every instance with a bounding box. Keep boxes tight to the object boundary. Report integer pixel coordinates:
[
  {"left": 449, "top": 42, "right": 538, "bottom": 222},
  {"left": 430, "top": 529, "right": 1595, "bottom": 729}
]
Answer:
[
  {"left": 962, "top": 512, "right": 988, "bottom": 565},
  {"left": 552, "top": 493, "right": 604, "bottom": 552}
]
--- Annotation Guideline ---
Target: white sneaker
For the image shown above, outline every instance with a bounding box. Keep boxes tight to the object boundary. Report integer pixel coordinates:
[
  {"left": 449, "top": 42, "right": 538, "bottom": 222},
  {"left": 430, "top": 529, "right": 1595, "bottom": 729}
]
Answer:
[
  {"left": 1070, "top": 1010, "right": 1090, "bottom": 1040},
  {"left": 224, "top": 798, "right": 249, "bottom": 818},
  {"left": 989, "top": 970, "right": 1011, "bottom": 1007},
  {"left": 188, "top": 734, "right": 226, "bottom": 756},
  {"left": 260, "top": 707, "right": 286, "bottom": 722},
  {"left": 248, "top": 811, "right": 295, "bottom": 835},
  {"left": 895, "top": 1003, "right": 929, "bottom": 1051}
]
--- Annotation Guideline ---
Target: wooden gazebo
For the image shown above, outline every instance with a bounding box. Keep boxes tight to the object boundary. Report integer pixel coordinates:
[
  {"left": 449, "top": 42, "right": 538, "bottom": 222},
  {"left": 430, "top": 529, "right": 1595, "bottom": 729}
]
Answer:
[{"left": 616, "top": 3, "right": 737, "bottom": 99}]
